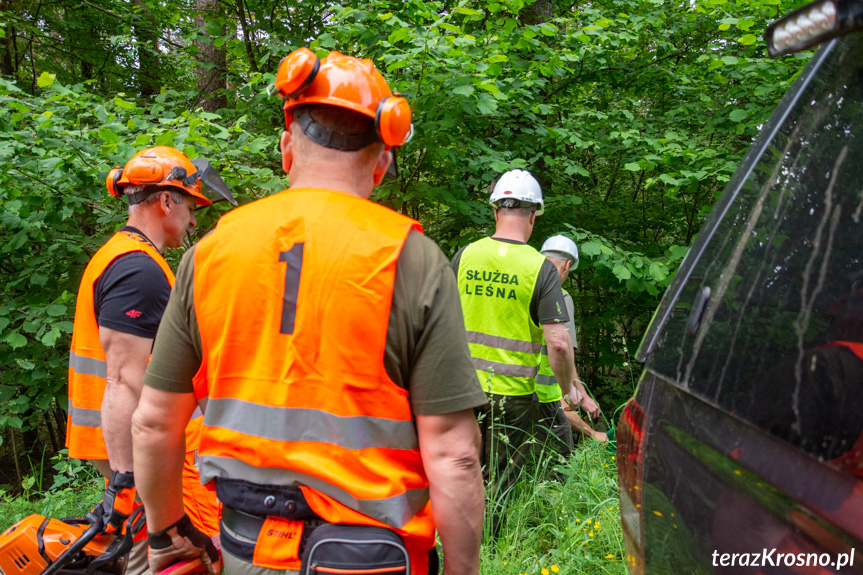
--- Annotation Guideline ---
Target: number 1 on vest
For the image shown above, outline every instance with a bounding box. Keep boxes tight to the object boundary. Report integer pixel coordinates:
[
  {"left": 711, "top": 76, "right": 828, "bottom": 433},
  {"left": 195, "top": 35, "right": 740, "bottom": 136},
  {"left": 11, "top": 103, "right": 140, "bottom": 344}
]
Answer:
[{"left": 279, "top": 243, "right": 304, "bottom": 334}]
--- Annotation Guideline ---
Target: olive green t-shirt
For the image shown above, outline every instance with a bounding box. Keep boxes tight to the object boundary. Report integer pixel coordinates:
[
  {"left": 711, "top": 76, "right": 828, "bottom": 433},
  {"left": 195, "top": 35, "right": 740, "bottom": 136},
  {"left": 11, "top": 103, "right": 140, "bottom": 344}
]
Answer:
[{"left": 144, "top": 229, "right": 488, "bottom": 416}]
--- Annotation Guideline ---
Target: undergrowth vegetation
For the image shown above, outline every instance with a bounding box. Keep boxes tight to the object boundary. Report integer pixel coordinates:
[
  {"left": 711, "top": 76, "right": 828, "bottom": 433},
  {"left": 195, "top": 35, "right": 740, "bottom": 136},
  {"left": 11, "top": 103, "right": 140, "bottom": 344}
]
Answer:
[
  {"left": 0, "top": 450, "right": 102, "bottom": 529},
  {"left": 481, "top": 441, "right": 624, "bottom": 575}
]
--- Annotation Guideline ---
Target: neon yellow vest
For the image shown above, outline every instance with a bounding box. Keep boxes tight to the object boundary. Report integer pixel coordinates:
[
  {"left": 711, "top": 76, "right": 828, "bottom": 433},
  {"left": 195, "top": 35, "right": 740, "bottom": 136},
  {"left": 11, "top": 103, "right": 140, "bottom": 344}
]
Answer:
[
  {"left": 457, "top": 237, "right": 545, "bottom": 396},
  {"left": 535, "top": 288, "right": 574, "bottom": 403},
  {"left": 535, "top": 343, "right": 562, "bottom": 403}
]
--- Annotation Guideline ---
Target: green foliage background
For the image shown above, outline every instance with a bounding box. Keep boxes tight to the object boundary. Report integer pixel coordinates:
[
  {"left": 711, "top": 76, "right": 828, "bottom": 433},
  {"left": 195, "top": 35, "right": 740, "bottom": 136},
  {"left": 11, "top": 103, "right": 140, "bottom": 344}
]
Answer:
[{"left": 0, "top": 0, "right": 809, "bottom": 482}]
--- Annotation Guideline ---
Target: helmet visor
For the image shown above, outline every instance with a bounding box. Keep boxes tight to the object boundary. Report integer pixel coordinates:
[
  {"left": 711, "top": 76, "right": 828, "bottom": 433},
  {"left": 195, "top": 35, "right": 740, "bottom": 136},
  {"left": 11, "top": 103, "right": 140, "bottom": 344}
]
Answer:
[{"left": 191, "top": 159, "right": 238, "bottom": 206}]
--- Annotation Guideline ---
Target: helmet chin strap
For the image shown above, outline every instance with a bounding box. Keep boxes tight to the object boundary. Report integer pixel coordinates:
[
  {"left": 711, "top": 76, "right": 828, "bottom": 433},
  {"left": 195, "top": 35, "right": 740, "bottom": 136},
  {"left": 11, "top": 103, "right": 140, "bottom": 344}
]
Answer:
[{"left": 293, "top": 107, "right": 379, "bottom": 151}]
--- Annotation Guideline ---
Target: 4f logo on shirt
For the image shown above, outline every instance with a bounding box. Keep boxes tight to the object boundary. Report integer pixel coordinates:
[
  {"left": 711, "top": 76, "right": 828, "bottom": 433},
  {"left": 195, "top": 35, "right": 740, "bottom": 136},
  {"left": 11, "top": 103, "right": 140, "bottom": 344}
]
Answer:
[{"left": 125, "top": 309, "right": 143, "bottom": 319}]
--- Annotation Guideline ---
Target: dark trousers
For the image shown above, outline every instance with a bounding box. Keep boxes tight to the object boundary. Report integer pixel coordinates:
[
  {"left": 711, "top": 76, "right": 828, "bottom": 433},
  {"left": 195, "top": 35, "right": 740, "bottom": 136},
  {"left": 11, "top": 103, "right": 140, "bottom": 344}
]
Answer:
[
  {"left": 534, "top": 400, "right": 573, "bottom": 461},
  {"left": 480, "top": 393, "right": 537, "bottom": 536}
]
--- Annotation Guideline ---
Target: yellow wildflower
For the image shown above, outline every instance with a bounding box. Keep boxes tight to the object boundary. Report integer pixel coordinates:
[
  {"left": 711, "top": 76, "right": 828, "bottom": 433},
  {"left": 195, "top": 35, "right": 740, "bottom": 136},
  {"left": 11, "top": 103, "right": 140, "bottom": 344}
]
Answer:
[
  {"left": 605, "top": 554, "right": 614, "bottom": 559},
  {"left": 542, "top": 569, "right": 550, "bottom": 575},
  {"left": 551, "top": 567, "right": 559, "bottom": 573}
]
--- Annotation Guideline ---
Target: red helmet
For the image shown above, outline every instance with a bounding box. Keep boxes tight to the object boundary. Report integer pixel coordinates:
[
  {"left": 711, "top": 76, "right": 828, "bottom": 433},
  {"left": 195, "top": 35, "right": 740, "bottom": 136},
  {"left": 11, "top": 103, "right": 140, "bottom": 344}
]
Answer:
[
  {"left": 105, "top": 147, "right": 231, "bottom": 206},
  {"left": 274, "top": 48, "right": 412, "bottom": 149}
]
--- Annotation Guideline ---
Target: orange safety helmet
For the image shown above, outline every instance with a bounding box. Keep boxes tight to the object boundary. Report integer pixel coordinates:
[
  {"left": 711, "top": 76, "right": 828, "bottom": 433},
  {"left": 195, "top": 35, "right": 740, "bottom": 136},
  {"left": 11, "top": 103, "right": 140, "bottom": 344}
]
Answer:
[
  {"left": 274, "top": 48, "right": 413, "bottom": 149},
  {"left": 105, "top": 147, "right": 236, "bottom": 207}
]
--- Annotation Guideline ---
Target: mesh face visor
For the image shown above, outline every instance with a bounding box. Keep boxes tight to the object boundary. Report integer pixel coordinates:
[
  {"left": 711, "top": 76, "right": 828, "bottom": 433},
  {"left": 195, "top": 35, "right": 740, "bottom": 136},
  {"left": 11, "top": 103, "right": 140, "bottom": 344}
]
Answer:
[{"left": 190, "top": 158, "right": 238, "bottom": 205}]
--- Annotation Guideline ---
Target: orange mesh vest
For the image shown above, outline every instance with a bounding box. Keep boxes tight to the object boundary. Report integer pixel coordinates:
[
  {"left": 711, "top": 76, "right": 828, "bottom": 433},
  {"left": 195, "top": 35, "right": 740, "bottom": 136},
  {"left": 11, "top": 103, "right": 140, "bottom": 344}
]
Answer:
[
  {"left": 66, "top": 230, "right": 175, "bottom": 460},
  {"left": 192, "top": 188, "right": 434, "bottom": 572}
]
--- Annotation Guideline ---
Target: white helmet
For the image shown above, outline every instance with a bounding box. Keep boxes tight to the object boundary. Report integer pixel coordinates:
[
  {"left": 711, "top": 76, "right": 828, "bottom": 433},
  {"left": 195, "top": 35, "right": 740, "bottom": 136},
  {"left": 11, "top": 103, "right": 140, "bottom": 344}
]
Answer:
[
  {"left": 489, "top": 169, "right": 544, "bottom": 215},
  {"left": 540, "top": 235, "right": 579, "bottom": 269}
]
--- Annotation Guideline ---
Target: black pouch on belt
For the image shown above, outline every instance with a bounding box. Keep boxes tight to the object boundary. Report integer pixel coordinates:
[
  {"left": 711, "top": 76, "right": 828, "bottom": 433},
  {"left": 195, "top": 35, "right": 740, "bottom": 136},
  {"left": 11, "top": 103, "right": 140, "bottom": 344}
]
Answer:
[{"left": 299, "top": 523, "right": 409, "bottom": 575}]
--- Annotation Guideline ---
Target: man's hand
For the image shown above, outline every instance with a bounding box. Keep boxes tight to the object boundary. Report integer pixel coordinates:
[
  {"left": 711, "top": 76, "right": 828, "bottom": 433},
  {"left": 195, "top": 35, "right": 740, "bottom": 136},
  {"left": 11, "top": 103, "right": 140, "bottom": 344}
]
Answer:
[
  {"left": 579, "top": 395, "right": 600, "bottom": 420},
  {"left": 88, "top": 471, "right": 137, "bottom": 533},
  {"left": 147, "top": 515, "right": 220, "bottom": 575},
  {"left": 565, "top": 387, "right": 582, "bottom": 412}
]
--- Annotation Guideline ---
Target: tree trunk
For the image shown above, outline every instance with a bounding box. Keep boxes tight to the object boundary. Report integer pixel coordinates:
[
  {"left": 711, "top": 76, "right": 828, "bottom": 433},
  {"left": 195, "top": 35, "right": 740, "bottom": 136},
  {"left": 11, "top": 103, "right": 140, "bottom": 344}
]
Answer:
[
  {"left": 0, "top": 26, "right": 14, "bottom": 77},
  {"left": 521, "top": 0, "right": 554, "bottom": 25},
  {"left": 133, "top": 0, "right": 161, "bottom": 96},
  {"left": 235, "top": 0, "right": 259, "bottom": 74},
  {"left": 194, "top": 0, "right": 227, "bottom": 111}
]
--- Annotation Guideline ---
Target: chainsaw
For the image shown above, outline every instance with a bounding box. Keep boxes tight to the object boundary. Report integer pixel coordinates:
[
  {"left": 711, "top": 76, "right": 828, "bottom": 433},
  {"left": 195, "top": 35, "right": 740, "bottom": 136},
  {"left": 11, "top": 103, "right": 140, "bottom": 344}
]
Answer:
[
  {"left": 0, "top": 510, "right": 220, "bottom": 575},
  {"left": 0, "top": 507, "right": 145, "bottom": 575}
]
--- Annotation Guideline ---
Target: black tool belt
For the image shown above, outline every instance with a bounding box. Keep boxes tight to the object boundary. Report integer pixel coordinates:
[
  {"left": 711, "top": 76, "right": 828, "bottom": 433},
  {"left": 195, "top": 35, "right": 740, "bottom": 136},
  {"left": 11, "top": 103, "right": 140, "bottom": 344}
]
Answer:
[
  {"left": 216, "top": 477, "right": 324, "bottom": 562},
  {"left": 215, "top": 478, "right": 439, "bottom": 574},
  {"left": 215, "top": 477, "right": 319, "bottom": 520},
  {"left": 220, "top": 505, "right": 324, "bottom": 562}
]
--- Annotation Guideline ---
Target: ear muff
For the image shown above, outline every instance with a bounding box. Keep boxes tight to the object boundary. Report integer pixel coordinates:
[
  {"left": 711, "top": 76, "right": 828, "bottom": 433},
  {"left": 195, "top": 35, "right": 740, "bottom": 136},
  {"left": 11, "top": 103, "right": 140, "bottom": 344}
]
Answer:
[
  {"left": 125, "top": 161, "right": 164, "bottom": 185},
  {"left": 275, "top": 47, "right": 320, "bottom": 99},
  {"left": 375, "top": 96, "right": 412, "bottom": 147},
  {"left": 106, "top": 167, "right": 123, "bottom": 197}
]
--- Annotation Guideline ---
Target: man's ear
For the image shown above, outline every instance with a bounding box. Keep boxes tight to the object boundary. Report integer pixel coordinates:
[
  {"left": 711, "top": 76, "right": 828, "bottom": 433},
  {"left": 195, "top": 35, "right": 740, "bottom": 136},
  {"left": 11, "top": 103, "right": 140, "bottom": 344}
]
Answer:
[
  {"left": 372, "top": 148, "right": 392, "bottom": 186},
  {"left": 529, "top": 211, "right": 537, "bottom": 226},
  {"left": 280, "top": 130, "right": 293, "bottom": 174},
  {"left": 159, "top": 191, "right": 173, "bottom": 215}
]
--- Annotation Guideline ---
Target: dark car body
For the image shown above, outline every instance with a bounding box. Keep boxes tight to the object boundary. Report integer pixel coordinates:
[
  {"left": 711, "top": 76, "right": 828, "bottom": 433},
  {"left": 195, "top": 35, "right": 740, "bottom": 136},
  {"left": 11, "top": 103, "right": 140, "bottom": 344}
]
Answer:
[{"left": 617, "top": 31, "right": 863, "bottom": 575}]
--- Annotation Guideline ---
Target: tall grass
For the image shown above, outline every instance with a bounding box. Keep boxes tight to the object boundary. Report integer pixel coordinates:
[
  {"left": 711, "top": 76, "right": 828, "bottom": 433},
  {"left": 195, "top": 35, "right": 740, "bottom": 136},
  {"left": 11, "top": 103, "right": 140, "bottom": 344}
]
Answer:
[{"left": 481, "top": 440, "right": 625, "bottom": 575}]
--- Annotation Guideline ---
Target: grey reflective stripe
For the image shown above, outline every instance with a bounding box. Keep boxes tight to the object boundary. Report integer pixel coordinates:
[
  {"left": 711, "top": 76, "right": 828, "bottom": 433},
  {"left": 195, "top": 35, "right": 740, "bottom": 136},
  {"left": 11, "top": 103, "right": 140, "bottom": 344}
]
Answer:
[
  {"left": 198, "top": 455, "right": 429, "bottom": 529},
  {"left": 540, "top": 344, "right": 549, "bottom": 356},
  {"left": 472, "top": 358, "right": 539, "bottom": 378},
  {"left": 191, "top": 406, "right": 203, "bottom": 420},
  {"left": 204, "top": 398, "right": 419, "bottom": 451},
  {"left": 198, "top": 397, "right": 208, "bottom": 414},
  {"left": 69, "top": 350, "right": 107, "bottom": 379},
  {"left": 535, "top": 373, "right": 557, "bottom": 387},
  {"left": 466, "top": 331, "right": 542, "bottom": 354},
  {"left": 69, "top": 405, "right": 102, "bottom": 428}
]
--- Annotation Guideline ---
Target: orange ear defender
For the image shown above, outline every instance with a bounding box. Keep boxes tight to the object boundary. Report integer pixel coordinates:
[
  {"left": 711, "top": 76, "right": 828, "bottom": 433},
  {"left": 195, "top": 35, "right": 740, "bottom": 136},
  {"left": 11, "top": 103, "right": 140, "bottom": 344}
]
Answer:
[
  {"left": 375, "top": 96, "right": 412, "bottom": 148},
  {"left": 106, "top": 167, "right": 124, "bottom": 197},
  {"left": 275, "top": 48, "right": 413, "bottom": 148},
  {"left": 275, "top": 47, "right": 320, "bottom": 99}
]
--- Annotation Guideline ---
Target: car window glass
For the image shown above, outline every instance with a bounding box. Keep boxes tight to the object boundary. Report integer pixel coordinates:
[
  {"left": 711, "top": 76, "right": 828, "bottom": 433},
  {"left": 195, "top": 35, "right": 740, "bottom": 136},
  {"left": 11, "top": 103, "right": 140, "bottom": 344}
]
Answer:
[{"left": 648, "top": 36, "right": 863, "bottom": 477}]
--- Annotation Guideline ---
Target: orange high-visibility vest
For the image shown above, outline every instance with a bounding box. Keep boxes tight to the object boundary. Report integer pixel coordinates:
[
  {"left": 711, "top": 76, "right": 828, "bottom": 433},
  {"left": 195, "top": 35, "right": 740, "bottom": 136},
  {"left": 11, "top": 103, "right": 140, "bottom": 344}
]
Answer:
[
  {"left": 66, "top": 230, "right": 175, "bottom": 460},
  {"left": 66, "top": 230, "right": 222, "bottom": 536},
  {"left": 192, "top": 188, "right": 435, "bottom": 573}
]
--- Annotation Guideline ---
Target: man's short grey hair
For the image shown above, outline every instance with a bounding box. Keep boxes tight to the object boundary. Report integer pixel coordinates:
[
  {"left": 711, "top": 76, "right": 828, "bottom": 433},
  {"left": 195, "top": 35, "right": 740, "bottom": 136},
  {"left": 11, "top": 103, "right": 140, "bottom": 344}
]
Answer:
[{"left": 125, "top": 185, "right": 185, "bottom": 213}]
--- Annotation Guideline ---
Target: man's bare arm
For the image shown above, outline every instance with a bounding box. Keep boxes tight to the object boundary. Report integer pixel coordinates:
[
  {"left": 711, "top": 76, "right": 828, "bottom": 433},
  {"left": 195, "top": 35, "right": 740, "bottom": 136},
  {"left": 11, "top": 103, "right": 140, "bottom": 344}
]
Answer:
[
  {"left": 131, "top": 384, "right": 195, "bottom": 531},
  {"left": 416, "top": 409, "right": 483, "bottom": 575},
  {"left": 561, "top": 400, "right": 607, "bottom": 442},
  {"left": 542, "top": 323, "right": 575, "bottom": 401},
  {"left": 99, "top": 326, "right": 153, "bottom": 473},
  {"left": 571, "top": 364, "right": 600, "bottom": 419}
]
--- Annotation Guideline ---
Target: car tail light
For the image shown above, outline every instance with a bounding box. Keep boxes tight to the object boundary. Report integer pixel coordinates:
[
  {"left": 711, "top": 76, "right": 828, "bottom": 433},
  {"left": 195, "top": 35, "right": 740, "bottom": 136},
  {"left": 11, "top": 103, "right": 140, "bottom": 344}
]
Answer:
[{"left": 617, "top": 398, "right": 646, "bottom": 575}]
